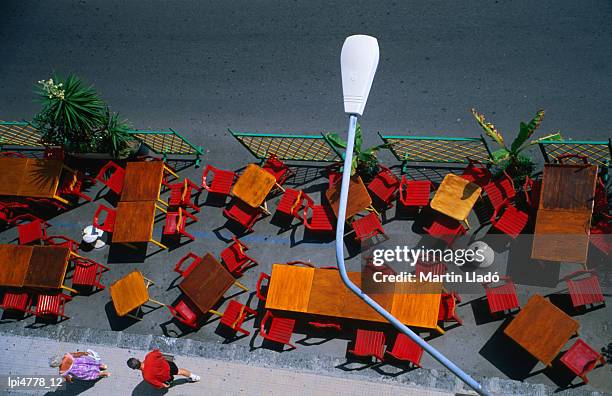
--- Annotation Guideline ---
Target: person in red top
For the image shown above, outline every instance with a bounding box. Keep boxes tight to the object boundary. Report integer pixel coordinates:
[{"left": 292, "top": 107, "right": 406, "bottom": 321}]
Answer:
[{"left": 127, "top": 350, "right": 200, "bottom": 389}]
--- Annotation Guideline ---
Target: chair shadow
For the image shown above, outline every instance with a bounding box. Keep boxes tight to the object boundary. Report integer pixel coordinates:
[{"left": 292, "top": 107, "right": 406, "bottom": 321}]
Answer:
[
  {"left": 214, "top": 323, "right": 250, "bottom": 344},
  {"left": 545, "top": 293, "right": 606, "bottom": 317},
  {"left": 248, "top": 329, "right": 296, "bottom": 353},
  {"left": 202, "top": 193, "right": 229, "bottom": 208},
  {"left": 372, "top": 361, "right": 417, "bottom": 377}
]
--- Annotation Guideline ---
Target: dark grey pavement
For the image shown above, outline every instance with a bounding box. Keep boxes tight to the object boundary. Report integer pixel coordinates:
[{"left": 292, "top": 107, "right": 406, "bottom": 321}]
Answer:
[{"left": 1, "top": 1, "right": 611, "bottom": 395}]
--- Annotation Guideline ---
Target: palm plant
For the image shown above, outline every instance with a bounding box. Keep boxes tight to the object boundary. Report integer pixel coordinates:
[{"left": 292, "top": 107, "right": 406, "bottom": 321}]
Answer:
[{"left": 324, "top": 122, "right": 390, "bottom": 179}]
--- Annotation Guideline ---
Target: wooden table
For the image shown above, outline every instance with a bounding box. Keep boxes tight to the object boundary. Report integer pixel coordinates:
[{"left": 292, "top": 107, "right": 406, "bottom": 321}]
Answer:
[
  {"left": 232, "top": 164, "right": 277, "bottom": 212},
  {"left": 179, "top": 253, "right": 246, "bottom": 315},
  {"left": 110, "top": 271, "right": 163, "bottom": 319},
  {"left": 112, "top": 201, "right": 167, "bottom": 249},
  {"left": 326, "top": 175, "right": 373, "bottom": 219},
  {"left": 265, "top": 264, "right": 444, "bottom": 332},
  {"left": 504, "top": 294, "right": 579, "bottom": 366},
  {"left": 0, "top": 158, "right": 71, "bottom": 204},
  {"left": 430, "top": 174, "right": 481, "bottom": 228},
  {"left": 531, "top": 164, "right": 598, "bottom": 264},
  {"left": 121, "top": 161, "right": 176, "bottom": 205},
  {"left": 0, "top": 245, "right": 75, "bottom": 292}
]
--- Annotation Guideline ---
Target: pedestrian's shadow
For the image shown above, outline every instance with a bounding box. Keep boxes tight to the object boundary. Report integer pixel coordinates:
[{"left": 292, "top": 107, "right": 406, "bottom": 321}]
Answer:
[{"left": 131, "top": 380, "right": 169, "bottom": 395}]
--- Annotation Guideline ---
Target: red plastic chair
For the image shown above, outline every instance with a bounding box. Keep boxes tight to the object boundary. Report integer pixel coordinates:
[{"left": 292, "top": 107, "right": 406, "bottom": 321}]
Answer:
[
  {"left": 423, "top": 215, "right": 466, "bottom": 247},
  {"left": 482, "top": 171, "right": 516, "bottom": 212},
  {"left": 92, "top": 204, "right": 116, "bottom": 233},
  {"left": 262, "top": 153, "right": 295, "bottom": 187},
  {"left": 483, "top": 276, "right": 519, "bottom": 314},
  {"left": 385, "top": 333, "right": 424, "bottom": 367},
  {"left": 490, "top": 199, "right": 529, "bottom": 239},
  {"left": 219, "top": 300, "right": 257, "bottom": 335},
  {"left": 523, "top": 175, "right": 542, "bottom": 212},
  {"left": 367, "top": 166, "right": 400, "bottom": 207},
  {"left": 58, "top": 171, "right": 93, "bottom": 202},
  {"left": 349, "top": 329, "right": 386, "bottom": 361},
  {"left": 223, "top": 200, "right": 262, "bottom": 232},
  {"left": 167, "top": 299, "right": 200, "bottom": 329},
  {"left": 275, "top": 188, "right": 304, "bottom": 219},
  {"left": 438, "top": 292, "right": 462, "bottom": 325},
  {"left": 255, "top": 272, "right": 270, "bottom": 301},
  {"left": 164, "top": 208, "right": 198, "bottom": 241},
  {"left": 72, "top": 257, "right": 109, "bottom": 290},
  {"left": 201, "top": 165, "right": 236, "bottom": 195},
  {"left": 563, "top": 270, "right": 605, "bottom": 309},
  {"left": 259, "top": 310, "right": 296, "bottom": 349},
  {"left": 398, "top": 177, "right": 431, "bottom": 208},
  {"left": 220, "top": 236, "right": 258, "bottom": 276},
  {"left": 95, "top": 161, "right": 126, "bottom": 195},
  {"left": 44, "top": 235, "right": 81, "bottom": 253},
  {"left": 302, "top": 194, "right": 334, "bottom": 232},
  {"left": 1, "top": 291, "right": 33, "bottom": 315},
  {"left": 0, "top": 151, "right": 27, "bottom": 158},
  {"left": 460, "top": 159, "right": 492, "bottom": 187},
  {"left": 593, "top": 178, "right": 608, "bottom": 216},
  {"left": 351, "top": 212, "right": 386, "bottom": 241},
  {"left": 589, "top": 215, "right": 611, "bottom": 255},
  {"left": 0, "top": 202, "right": 37, "bottom": 226},
  {"left": 308, "top": 319, "right": 342, "bottom": 331},
  {"left": 560, "top": 339, "right": 606, "bottom": 384},
  {"left": 328, "top": 170, "right": 342, "bottom": 189},
  {"left": 17, "top": 218, "right": 50, "bottom": 245},
  {"left": 173, "top": 252, "right": 202, "bottom": 278},
  {"left": 168, "top": 178, "right": 201, "bottom": 212},
  {"left": 34, "top": 293, "right": 72, "bottom": 320}
]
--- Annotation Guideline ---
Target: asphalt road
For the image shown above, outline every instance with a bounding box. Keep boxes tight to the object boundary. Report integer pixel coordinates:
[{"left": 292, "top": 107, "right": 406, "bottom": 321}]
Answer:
[{"left": 1, "top": 0, "right": 611, "bottom": 155}]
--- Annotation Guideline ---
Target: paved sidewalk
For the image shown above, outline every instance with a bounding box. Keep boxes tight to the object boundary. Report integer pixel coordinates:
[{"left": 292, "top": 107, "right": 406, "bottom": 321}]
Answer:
[{"left": 0, "top": 334, "right": 453, "bottom": 396}]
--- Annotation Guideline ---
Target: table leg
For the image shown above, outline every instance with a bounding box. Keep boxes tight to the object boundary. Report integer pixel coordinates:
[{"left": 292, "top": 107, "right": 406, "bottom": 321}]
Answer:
[
  {"left": 164, "top": 165, "right": 179, "bottom": 178},
  {"left": 155, "top": 203, "right": 167, "bottom": 214},
  {"left": 53, "top": 195, "right": 71, "bottom": 205},
  {"left": 366, "top": 205, "right": 380, "bottom": 216},
  {"left": 157, "top": 197, "right": 169, "bottom": 207},
  {"left": 275, "top": 182, "right": 286, "bottom": 192},
  {"left": 150, "top": 238, "right": 168, "bottom": 250},
  {"left": 148, "top": 298, "right": 165, "bottom": 307},
  {"left": 208, "top": 309, "right": 223, "bottom": 316},
  {"left": 435, "top": 325, "right": 446, "bottom": 335},
  {"left": 259, "top": 201, "right": 271, "bottom": 215},
  {"left": 61, "top": 285, "right": 78, "bottom": 294},
  {"left": 126, "top": 313, "right": 143, "bottom": 321},
  {"left": 69, "top": 251, "right": 85, "bottom": 260},
  {"left": 461, "top": 218, "right": 470, "bottom": 230},
  {"left": 234, "top": 280, "right": 248, "bottom": 291},
  {"left": 143, "top": 276, "right": 155, "bottom": 287}
]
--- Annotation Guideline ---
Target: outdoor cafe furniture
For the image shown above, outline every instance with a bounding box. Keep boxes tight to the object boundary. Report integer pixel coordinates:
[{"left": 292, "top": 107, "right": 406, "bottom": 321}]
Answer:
[
  {"left": 0, "top": 201, "right": 37, "bottom": 226},
  {"left": 482, "top": 276, "right": 520, "bottom": 315},
  {"left": 559, "top": 339, "right": 606, "bottom": 385},
  {"left": 57, "top": 170, "right": 94, "bottom": 203},
  {"left": 504, "top": 294, "right": 579, "bottom": 366},
  {"left": 111, "top": 201, "right": 168, "bottom": 249},
  {"left": 351, "top": 212, "right": 386, "bottom": 242},
  {"left": 523, "top": 175, "right": 542, "bottom": 213},
  {"left": 93, "top": 204, "right": 117, "bottom": 233},
  {"left": 367, "top": 165, "right": 400, "bottom": 208},
  {"left": 589, "top": 215, "right": 610, "bottom": 255},
  {"left": 385, "top": 332, "right": 424, "bottom": 367},
  {"left": 17, "top": 218, "right": 50, "bottom": 245},
  {"left": 0, "top": 245, "right": 78, "bottom": 294},
  {"left": 430, "top": 173, "right": 481, "bottom": 229},
  {"left": 178, "top": 253, "right": 248, "bottom": 318},
  {"left": 489, "top": 198, "right": 529, "bottom": 239},
  {"left": 201, "top": 164, "right": 236, "bottom": 197},
  {"left": 348, "top": 329, "right": 386, "bottom": 362},
  {"left": 223, "top": 199, "right": 263, "bottom": 232},
  {"left": 34, "top": 293, "right": 72, "bottom": 321},
  {"left": 174, "top": 252, "right": 203, "bottom": 277},
  {"left": 95, "top": 161, "right": 125, "bottom": 196},
  {"left": 120, "top": 161, "right": 178, "bottom": 205},
  {"left": 0, "top": 291, "right": 33, "bottom": 315},
  {"left": 259, "top": 310, "right": 296, "bottom": 349},
  {"left": 275, "top": 188, "right": 304, "bottom": 220},
  {"left": 562, "top": 270, "right": 605, "bottom": 310},
  {"left": 593, "top": 178, "right": 608, "bottom": 216},
  {"left": 168, "top": 178, "right": 201, "bottom": 212},
  {"left": 232, "top": 163, "right": 277, "bottom": 214},
  {"left": 263, "top": 264, "right": 445, "bottom": 334},
  {"left": 163, "top": 208, "right": 198, "bottom": 242},
  {"left": 438, "top": 292, "right": 462, "bottom": 327},
  {"left": 326, "top": 175, "right": 375, "bottom": 220},
  {"left": 398, "top": 177, "right": 431, "bottom": 209},
  {"left": 220, "top": 299, "right": 258, "bottom": 336},
  {"left": 44, "top": 235, "right": 81, "bottom": 253},
  {"left": 460, "top": 159, "right": 492, "bottom": 187},
  {"left": 262, "top": 153, "right": 294, "bottom": 189},
  {"left": 531, "top": 163, "right": 598, "bottom": 264},
  {"left": 423, "top": 214, "right": 466, "bottom": 247},
  {"left": 302, "top": 193, "right": 335, "bottom": 232},
  {"left": 482, "top": 171, "right": 516, "bottom": 213},
  {"left": 220, "top": 236, "right": 258, "bottom": 277},
  {"left": 308, "top": 317, "right": 342, "bottom": 331},
  {"left": 0, "top": 157, "right": 74, "bottom": 206},
  {"left": 72, "top": 256, "right": 109, "bottom": 291},
  {"left": 109, "top": 270, "right": 164, "bottom": 320},
  {"left": 167, "top": 298, "right": 200, "bottom": 329}
]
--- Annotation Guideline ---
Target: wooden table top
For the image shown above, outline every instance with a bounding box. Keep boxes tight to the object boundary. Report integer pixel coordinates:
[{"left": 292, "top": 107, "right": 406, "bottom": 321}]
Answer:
[
  {"left": 265, "top": 264, "right": 442, "bottom": 329},
  {"left": 0, "top": 158, "right": 64, "bottom": 198},
  {"left": 121, "top": 161, "right": 165, "bottom": 202},
  {"left": 539, "top": 164, "right": 598, "bottom": 211},
  {"left": 112, "top": 201, "right": 158, "bottom": 243},
  {"left": 430, "top": 174, "right": 481, "bottom": 222},
  {"left": 326, "top": 175, "right": 372, "bottom": 219},
  {"left": 232, "top": 164, "right": 277, "bottom": 207},
  {"left": 504, "top": 294, "right": 579, "bottom": 365},
  {"left": 110, "top": 271, "right": 149, "bottom": 317},
  {"left": 23, "top": 246, "right": 71, "bottom": 289},
  {"left": 179, "top": 253, "right": 235, "bottom": 314},
  {"left": 0, "top": 245, "right": 33, "bottom": 287}
]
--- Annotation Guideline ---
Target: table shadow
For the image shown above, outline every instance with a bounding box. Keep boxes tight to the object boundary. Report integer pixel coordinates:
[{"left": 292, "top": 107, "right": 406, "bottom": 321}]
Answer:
[{"left": 104, "top": 301, "right": 139, "bottom": 331}]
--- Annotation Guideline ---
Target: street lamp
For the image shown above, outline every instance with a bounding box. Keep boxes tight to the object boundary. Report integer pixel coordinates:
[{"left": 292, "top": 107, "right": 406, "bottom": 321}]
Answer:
[{"left": 335, "top": 35, "right": 489, "bottom": 396}]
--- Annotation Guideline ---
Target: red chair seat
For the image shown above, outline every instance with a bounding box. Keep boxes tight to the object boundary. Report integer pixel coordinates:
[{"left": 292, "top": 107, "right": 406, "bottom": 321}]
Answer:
[
  {"left": 560, "top": 339, "right": 605, "bottom": 384},
  {"left": 276, "top": 189, "right": 303, "bottom": 218},
  {"left": 484, "top": 281, "right": 519, "bottom": 313},
  {"left": 491, "top": 204, "right": 529, "bottom": 239},
  {"left": 223, "top": 201, "right": 261, "bottom": 231},
  {"left": 352, "top": 212, "right": 385, "bottom": 241},
  {"left": 367, "top": 167, "right": 400, "bottom": 207},
  {"left": 260, "top": 310, "right": 296, "bottom": 348},
  {"left": 567, "top": 273, "right": 604, "bottom": 308},
  {"left": 72, "top": 258, "right": 107, "bottom": 290},
  {"left": 95, "top": 161, "right": 125, "bottom": 195},
  {"left": 18, "top": 219, "right": 48, "bottom": 245},
  {"left": 461, "top": 160, "right": 492, "bottom": 187},
  {"left": 423, "top": 215, "right": 466, "bottom": 246},
  {"left": 35, "top": 294, "right": 71, "bottom": 319},
  {"left": 220, "top": 237, "right": 257, "bottom": 276},
  {"left": 302, "top": 194, "right": 334, "bottom": 232},
  {"left": 167, "top": 299, "right": 199, "bottom": 329},
  {"left": 1, "top": 292, "right": 31, "bottom": 312},
  {"left": 202, "top": 165, "right": 236, "bottom": 195},
  {"left": 483, "top": 173, "right": 516, "bottom": 212},
  {"left": 399, "top": 178, "right": 431, "bottom": 207},
  {"left": 220, "top": 300, "right": 257, "bottom": 335},
  {"left": 385, "top": 333, "right": 423, "bottom": 366},
  {"left": 349, "top": 329, "right": 386, "bottom": 361},
  {"left": 262, "top": 154, "right": 294, "bottom": 185},
  {"left": 164, "top": 209, "right": 197, "bottom": 240}
]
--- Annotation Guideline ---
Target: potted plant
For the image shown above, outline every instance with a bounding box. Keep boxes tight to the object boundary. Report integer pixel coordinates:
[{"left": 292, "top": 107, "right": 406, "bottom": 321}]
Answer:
[
  {"left": 471, "top": 108, "right": 562, "bottom": 184},
  {"left": 324, "top": 122, "right": 390, "bottom": 181},
  {"left": 32, "top": 74, "right": 139, "bottom": 159}
]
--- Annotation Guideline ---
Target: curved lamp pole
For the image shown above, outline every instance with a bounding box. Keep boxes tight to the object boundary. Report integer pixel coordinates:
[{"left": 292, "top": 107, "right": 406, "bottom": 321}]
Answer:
[{"left": 335, "top": 35, "right": 490, "bottom": 396}]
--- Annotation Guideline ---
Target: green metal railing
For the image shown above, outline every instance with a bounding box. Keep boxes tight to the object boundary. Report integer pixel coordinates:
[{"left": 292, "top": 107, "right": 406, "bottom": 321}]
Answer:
[
  {"left": 0, "top": 121, "right": 44, "bottom": 149},
  {"left": 538, "top": 139, "right": 611, "bottom": 168},
  {"left": 229, "top": 129, "right": 341, "bottom": 162},
  {"left": 127, "top": 128, "right": 204, "bottom": 166}
]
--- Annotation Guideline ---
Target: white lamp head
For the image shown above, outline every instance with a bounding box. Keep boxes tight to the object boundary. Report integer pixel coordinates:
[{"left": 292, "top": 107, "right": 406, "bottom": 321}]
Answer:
[{"left": 340, "top": 35, "right": 379, "bottom": 116}]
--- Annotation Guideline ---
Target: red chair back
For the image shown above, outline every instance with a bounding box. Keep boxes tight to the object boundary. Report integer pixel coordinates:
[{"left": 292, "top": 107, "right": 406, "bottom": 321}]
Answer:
[
  {"left": 483, "top": 277, "right": 519, "bottom": 314},
  {"left": 72, "top": 257, "right": 108, "bottom": 290},
  {"left": 565, "top": 271, "right": 605, "bottom": 308},
  {"left": 17, "top": 219, "right": 49, "bottom": 245},
  {"left": 349, "top": 329, "right": 386, "bottom": 361},
  {"left": 351, "top": 212, "right": 385, "bottom": 241},
  {"left": 460, "top": 159, "right": 492, "bottom": 187},
  {"left": 398, "top": 178, "right": 431, "bottom": 207},
  {"left": 167, "top": 299, "right": 199, "bottom": 329},
  {"left": 259, "top": 310, "right": 296, "bottom": 348},
  {"left": 423, "top": 215, "right": 466, "bottom": 247},
  {"left": 201, "top": 165, "right": 236, "bottom": 195},
  {"left": 95, "top": 161, "right": 125, "bottom": 195},
  {"left": 220, "top": 237, "right": 257, "bottom": 276},
  {"left": 262, "top": 154, "right": 293, "bottom": 185},
  {"left": 490, "top": 200, "right": 529, "bottom": 239},
  {"left": 483, "top": 171, "right": 516, "bottom": 211},
  {"left": 220, "top": 300, "right": 257, "bottom": 335},
  {"left": 223, "top": 201, "right": 261, "bottom": 231},
  {"left": 93, "top": 204, "right": 116, "bottom": 233},
  {"left": 385, "top": 333, "right": 423, "bottom": 366},
  {"left": 174, "top": 252, "right": 202, "bottom": 277},
  {"left": 560, "top": 339, "right": 605, "bottom": 384},
  {"left": 276, "top": 188, "right": 304, "bottom": 218},
  {"left": 35, "top": 293, "right": 71, "bottom": 319},
  {"left": 367, "top": 166, "right": 400, "bottom": 206},
  {"left": 438, "top": 292, "right": 462, "bottom": 324},
  {"left": 255, "top": 272, "right": 270, "bottom": 301},
  {"left": 1, "top": 291, "right": 32, "bottom": 313}
]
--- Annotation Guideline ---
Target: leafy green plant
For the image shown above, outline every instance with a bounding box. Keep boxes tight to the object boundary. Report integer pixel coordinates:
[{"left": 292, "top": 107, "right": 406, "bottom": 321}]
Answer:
[
  {"left": 471, "top": 108, "right": 562, "bottom": 183},
  {"left": 324, "top": 122, "right": 390, "bottom": 179}
]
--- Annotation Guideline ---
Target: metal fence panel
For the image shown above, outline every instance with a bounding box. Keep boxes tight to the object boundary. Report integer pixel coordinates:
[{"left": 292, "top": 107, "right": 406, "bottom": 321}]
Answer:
[
  {"left": 0, "top": 121, "right": 44, "bottom": 149},
  {"left": 538, "top": 139, "right": 611, "bottom": 167}
]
